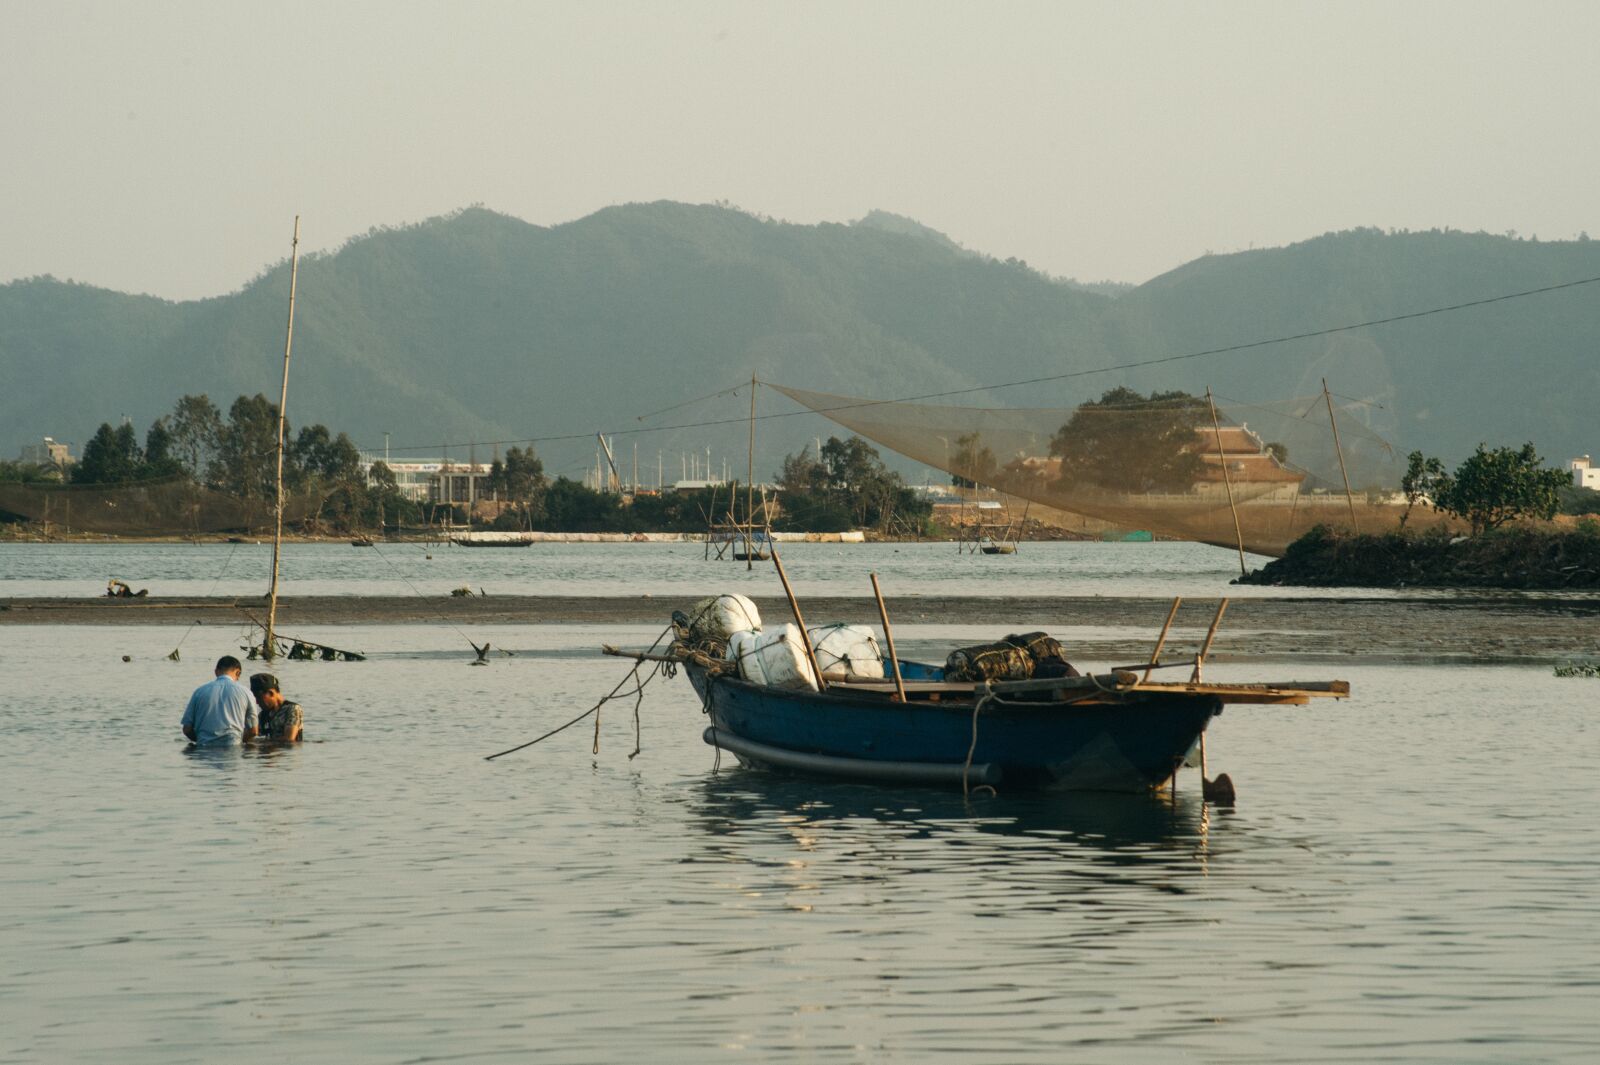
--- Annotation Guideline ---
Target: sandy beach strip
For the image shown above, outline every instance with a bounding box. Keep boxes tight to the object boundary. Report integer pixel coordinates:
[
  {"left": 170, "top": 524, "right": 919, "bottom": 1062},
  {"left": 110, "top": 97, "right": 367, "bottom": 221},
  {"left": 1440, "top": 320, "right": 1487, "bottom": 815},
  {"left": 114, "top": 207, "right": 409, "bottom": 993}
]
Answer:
[{"left": 4, "top": 593, "right": 1596, "bottom": 663}]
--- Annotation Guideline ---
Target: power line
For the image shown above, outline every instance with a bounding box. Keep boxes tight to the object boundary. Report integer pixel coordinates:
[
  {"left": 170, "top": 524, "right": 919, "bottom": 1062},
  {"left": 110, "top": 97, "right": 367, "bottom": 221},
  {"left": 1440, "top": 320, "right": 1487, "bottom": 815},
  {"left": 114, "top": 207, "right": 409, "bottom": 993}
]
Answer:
[{"left": 368, "top": 272, "right": 1600, "bottom": 454}]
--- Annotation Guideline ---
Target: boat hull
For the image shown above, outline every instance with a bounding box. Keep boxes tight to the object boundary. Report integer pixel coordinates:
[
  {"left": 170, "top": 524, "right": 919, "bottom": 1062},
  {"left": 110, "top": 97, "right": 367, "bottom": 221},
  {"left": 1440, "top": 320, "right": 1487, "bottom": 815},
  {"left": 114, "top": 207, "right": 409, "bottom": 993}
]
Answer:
[{"left": 687, "top": 664, "right": 1218, "bottom": 792}]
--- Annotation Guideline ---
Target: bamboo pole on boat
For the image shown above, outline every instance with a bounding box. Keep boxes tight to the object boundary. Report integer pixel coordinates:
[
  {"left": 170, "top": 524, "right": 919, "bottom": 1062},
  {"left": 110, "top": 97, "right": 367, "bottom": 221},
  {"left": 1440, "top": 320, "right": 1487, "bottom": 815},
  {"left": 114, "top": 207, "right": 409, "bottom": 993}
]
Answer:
[
  {"left": 264, "top": 215, "right": 300, "bottom": 662},
  {"left": 1323, "top": 378, "right": 1359, "bottom": 533},
  {"left": 770, "top": 548, "right": 826, "bottom": 691},
  {"left": 1206, "top": 387, "right": 1248, "bottom": 577},
  {"left": 869, "top": 572, "right": 907, "bottom": 702},
  {"left": 1143, "top": 596, "right": 1182, "bottom": 683},
  {"left": 1190, "top": 598, "right": 1229, "bottom": 683}
]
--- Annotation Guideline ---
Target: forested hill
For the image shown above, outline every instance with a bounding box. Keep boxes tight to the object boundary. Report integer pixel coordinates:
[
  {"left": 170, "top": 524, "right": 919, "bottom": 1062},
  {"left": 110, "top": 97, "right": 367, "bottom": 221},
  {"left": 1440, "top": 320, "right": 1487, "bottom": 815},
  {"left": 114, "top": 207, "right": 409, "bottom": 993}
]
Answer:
[{"left": 4, "top": 204, "right": 1598, "bottom": 481}]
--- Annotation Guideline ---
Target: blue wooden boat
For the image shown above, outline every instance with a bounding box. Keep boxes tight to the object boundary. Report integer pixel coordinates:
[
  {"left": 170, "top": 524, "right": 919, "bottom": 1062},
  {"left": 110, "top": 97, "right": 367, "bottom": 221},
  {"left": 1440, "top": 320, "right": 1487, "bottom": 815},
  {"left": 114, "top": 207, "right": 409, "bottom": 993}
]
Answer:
[{"left": 678, "top": 655, "right": 1346, "bottom": 793}]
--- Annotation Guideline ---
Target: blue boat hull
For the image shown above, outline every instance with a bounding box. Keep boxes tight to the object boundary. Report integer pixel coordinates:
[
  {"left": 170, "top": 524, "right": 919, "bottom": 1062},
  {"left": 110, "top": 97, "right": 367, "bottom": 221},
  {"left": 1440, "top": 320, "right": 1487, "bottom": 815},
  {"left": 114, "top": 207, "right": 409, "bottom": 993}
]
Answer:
[{"left": 686, "top": 663, "right": 1220, "bottom": 793}]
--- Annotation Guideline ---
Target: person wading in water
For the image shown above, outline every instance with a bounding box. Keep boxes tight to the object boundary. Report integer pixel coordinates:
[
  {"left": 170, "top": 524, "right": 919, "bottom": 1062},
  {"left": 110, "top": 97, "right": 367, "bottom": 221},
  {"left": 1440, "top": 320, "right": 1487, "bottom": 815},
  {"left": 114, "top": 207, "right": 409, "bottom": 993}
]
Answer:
[{"left": 249, "top": 673, "right": 304, "bottom": 743}]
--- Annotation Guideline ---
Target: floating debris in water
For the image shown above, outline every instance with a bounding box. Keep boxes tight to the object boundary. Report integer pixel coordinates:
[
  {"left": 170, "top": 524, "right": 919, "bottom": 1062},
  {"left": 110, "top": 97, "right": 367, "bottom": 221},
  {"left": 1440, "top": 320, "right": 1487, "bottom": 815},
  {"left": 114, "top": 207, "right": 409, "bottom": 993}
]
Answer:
[{"left": 1553, "top": 662, "right": 1600, "bottom": 678}]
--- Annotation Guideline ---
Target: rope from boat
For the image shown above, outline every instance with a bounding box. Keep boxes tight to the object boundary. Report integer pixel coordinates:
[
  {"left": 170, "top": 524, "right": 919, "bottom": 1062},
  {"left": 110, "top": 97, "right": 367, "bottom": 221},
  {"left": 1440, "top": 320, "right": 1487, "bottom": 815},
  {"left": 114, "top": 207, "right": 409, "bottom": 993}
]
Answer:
[
  {"left": 484, "top": 623, "right": 674, "bottom": 760},
  {"left": 963, "top": 687, "right": 1000, "bottom": 799}
]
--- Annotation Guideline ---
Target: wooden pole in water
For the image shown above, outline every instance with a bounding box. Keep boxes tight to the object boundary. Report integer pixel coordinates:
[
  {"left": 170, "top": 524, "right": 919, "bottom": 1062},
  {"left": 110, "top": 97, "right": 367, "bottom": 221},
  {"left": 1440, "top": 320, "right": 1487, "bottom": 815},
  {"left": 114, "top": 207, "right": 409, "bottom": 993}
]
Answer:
[
  {"left": 1143, "top": 596, "right": 1182, "bottom": 683},
  {"left": 1323, "top": 378, "right": 1359, "bottom": 533},
  {"left": 264, "top": 215, "right": 300, "bottom": 662},
  {"left": 770, "top": 548, "right": 826, "bottom": 691},
  {"left": 869, "top": 572, "right": 908, "bottom": 702},
  {"left": 1190, "top": 597, "right": 1229, "bottom": 683},
  {"left": 1207, "top": 387, "right": 1248, "bottom": 577},
  {"left": 746, "top": 374, "right": 756, "bottom": 570}
]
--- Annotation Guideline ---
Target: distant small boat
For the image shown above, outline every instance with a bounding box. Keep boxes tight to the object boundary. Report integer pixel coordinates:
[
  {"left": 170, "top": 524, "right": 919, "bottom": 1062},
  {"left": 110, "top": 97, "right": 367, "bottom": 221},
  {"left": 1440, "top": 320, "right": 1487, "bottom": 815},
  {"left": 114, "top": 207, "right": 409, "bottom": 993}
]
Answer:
[
  {"left": 979, "top": 539, "right": 1016, "bottom": 555},
  {"left": 351, "top": 537, "right": 375, "bottom": 547}
]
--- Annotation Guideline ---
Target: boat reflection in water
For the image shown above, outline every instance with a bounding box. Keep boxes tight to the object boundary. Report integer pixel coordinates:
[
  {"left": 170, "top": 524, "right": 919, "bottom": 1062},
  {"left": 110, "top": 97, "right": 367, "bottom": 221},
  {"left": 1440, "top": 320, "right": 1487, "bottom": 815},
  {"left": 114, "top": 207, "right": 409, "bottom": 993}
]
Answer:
[{"left": 681, "top": 771, "right": 1221, "bottom": 905}]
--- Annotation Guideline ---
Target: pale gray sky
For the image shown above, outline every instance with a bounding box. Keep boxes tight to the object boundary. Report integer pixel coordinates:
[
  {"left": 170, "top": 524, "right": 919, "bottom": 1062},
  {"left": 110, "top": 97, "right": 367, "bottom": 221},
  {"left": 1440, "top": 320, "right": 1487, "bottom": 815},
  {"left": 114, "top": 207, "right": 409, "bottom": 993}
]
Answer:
[{"left": 3, "top": 0, "right": 1597, "bottom": 300}]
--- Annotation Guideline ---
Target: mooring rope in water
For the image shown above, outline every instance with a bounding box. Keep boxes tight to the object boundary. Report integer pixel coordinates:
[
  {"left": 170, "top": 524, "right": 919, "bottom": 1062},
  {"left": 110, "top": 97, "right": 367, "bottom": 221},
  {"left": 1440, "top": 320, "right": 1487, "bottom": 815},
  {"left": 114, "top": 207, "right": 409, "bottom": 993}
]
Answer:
[
  {"left": 484, "top": 623, "right": 675, "bottom": 761},
  {"left": 364, "top": 538, "right": 510, "bottom": 660},
  {"left": 167, "top": 539, "right": 241, "bottom": 661}
]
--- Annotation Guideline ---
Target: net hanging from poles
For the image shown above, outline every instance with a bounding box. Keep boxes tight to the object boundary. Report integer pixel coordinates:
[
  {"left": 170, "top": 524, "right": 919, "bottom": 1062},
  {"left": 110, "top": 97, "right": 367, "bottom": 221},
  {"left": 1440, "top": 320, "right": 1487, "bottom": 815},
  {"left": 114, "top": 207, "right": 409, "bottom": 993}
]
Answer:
[
  {"left": 0, "top": 476, "right": 325, "bottom": 537},
  {"left": 768, "top": 383, "right": 1440, "bottom": 557}
]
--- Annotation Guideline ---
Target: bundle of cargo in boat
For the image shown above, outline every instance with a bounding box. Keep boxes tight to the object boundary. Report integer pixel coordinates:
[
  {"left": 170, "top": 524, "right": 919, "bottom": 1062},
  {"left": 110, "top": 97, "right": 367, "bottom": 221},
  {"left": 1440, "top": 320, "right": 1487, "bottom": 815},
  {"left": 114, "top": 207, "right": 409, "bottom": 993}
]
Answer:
[
  {"left": 807, "top": 623, "right": 885, "bottom": 679},
  {"left": 1005, "top": 630, "right": 1081, "bottom": 679},
  {"left": 678, "top": 593, "right": 762, "bottom": 657},
  {"left": 945, "top": 630, "right": 1080, "bottom": 682},
  {"left": 726, "top": 625, "right": 819, "bottom": 690}
]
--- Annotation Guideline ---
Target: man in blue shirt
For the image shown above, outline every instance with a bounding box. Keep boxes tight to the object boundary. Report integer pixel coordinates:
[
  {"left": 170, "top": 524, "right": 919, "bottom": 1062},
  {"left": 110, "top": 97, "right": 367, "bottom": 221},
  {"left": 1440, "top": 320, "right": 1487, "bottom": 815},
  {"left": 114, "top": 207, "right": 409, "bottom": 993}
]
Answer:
[{"left": 181, "top": 655, "right": 258, "bottom": 745}]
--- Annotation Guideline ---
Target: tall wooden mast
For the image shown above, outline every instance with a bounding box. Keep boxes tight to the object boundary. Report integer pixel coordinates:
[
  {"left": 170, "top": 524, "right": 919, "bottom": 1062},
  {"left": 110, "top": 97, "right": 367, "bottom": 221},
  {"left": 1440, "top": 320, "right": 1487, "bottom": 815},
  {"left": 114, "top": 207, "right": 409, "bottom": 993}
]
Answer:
[{"left": 264, "top": 216, "right": 301, "bottom": 661}]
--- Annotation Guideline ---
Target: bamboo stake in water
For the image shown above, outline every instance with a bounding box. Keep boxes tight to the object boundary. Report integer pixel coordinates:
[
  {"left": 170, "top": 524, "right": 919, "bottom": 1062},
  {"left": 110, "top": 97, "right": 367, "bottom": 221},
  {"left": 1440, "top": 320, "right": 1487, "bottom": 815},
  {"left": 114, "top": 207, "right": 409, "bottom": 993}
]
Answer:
[
  {"left": 264, "top": 215, "right": 301, "bottom": 662},
  {"left": 869, "top": 572, "right": 907, "bottom": 702},
  {"left": 1143, "top": 596, "right": 1182, "bottom": 683},
  {"left": 1323, "top": 377, "right": 1359, "bottom": 533},
  {"left": 1190, "top": 598, "right": 1229, "bottom": 683},
  {"left": 770, "top": 549, "right": 826, "bottom": 691},
  {"left": 1207, "top": 387, "right": 1248, "bottom": 577},
  {"left": 746, "top": 374, "right": 756, "bottom": 571}
]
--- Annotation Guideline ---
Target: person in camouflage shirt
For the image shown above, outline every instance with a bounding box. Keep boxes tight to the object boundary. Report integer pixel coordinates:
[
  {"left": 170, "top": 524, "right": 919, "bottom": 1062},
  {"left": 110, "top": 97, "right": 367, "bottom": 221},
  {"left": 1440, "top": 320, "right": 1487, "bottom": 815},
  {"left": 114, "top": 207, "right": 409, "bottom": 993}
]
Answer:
[{"left": 249, "top": 673, "right": 304, "bottom": 742}]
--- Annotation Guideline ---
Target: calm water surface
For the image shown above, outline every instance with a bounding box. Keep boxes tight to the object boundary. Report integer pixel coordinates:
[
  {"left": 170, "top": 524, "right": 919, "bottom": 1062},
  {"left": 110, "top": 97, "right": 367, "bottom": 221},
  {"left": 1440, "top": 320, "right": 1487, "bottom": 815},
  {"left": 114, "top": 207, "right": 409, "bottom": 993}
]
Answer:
[
  {"left": 2, "top": 619, "right": 1597, "bottom": 1063},
  {"left": 3, "top": 539, "right": 1358, "bottom": 600}
]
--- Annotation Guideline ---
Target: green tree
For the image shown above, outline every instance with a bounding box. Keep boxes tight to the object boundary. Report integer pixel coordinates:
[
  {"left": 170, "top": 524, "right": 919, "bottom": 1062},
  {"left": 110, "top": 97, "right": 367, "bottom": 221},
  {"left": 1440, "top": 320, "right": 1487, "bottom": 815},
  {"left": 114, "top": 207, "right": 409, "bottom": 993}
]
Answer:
[
  {"left": 1400, "top": 450, "right": 1446, "bottom": 528},
  {"left": 212, "top": 394, "right": 284, "bottom": 499},
  {"left": 486, "top": 446, "right": 547, "bottom": 524},
  {"left": 1432, "top": 442, "right": 1571, "bottom": 535},
  {"left": 774, "top": 435, "right": 929, "bottom": 532},
  {"left": 142, "top": 418, "right": 185, "bottom": 478},
  {"left": 72, "top": 422, "right": 144, "bottom": 484},
  {"left": 167, "top": 394, "right": 223, "bottom": 484},
  {"left": 1557, "top": 484, "right": 1600, "bottom": 517},
  {"left": 1049, "top": 387, "right": 1206, "bottom": 493},
  {"left": 368, "top": 460, "right": 398, "bottom": 492},
  {"left": 541, "top": 476, "right": 622, "bottom": 531},
  {"left": 291, "top": 425, "right": 362, "bottom": 486},
  {"left": 0, "top": 460, "right": 62, "bottom": 484},
  {"left": 777, "top": 445, "right": 829, "bottom": 495}
]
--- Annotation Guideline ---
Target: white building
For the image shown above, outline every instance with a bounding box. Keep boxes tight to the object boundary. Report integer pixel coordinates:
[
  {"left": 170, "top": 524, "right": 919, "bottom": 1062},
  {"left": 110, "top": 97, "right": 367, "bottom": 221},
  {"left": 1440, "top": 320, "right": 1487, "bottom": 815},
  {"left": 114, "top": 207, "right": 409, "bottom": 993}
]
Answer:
[
  {"left": 18, "top": 437, "right": 74, "bottom": 468},
  {"left": 1570, "top": 456, "right": 1600, "bottom": 491},
  {"left": 366, "top": 459, "right": 492, "bottom": 504}
]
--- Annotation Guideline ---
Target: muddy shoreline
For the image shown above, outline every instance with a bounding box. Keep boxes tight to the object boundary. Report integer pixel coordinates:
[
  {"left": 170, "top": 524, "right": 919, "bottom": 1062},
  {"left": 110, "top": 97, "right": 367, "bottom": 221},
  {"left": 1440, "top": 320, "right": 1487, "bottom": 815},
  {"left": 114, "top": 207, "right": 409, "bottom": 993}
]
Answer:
[{"left": 5, "top": 593, "right": 1597, "bottom": 664}]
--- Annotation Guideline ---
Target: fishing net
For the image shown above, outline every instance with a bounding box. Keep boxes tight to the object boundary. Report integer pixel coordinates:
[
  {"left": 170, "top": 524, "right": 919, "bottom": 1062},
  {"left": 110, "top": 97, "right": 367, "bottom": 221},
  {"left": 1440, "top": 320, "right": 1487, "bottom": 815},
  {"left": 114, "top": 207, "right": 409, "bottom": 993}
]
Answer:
[
  {"left": 0, "top": 476, "right": 325, "bottom": 536},
  {"left": 770, "top": 383, "right": 1442, "bottom": 556}
]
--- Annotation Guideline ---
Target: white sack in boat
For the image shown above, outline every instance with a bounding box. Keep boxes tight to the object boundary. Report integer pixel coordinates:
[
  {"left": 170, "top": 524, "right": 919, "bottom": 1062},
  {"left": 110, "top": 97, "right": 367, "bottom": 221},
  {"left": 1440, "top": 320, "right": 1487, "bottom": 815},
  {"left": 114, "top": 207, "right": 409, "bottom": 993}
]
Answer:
[
  {"left": 726, "top": 629, "right": 769, "bottom": 687},
  {"left": 725, "top": 624, "right": 818, "bottom": 691},
  {"left": 687, "top": 594, "right": 762, "bottom": 645},
  {"left": 808, "top": 623, "right": 885, "bottom": 679}
]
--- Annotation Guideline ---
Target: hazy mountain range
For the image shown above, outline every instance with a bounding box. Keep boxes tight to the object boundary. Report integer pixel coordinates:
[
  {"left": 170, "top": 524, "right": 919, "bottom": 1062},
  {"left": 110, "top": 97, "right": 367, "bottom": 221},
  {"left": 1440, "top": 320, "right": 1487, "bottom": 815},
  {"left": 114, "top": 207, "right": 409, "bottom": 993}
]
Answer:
[{"left": 4, "top": 202, "right": 1598, "bottom": 483}]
